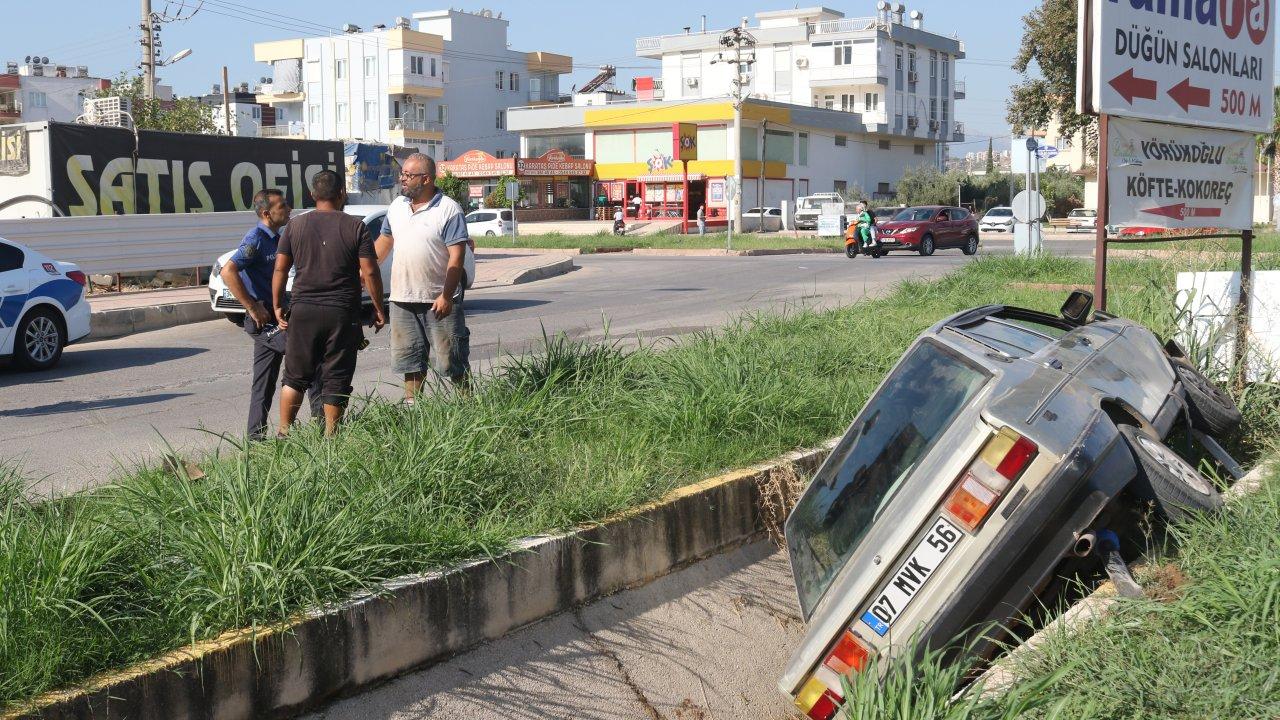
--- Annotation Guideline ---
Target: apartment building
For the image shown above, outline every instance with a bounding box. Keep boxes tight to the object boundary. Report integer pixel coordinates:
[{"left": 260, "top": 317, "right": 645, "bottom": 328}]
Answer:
[
  {"left": 0, "top": 59, "right": 110, "bottom": 126},
  {"left": 634, "top": 4, "right": 965, "bottom": 158},
  {"left": 252, "top": 9, "right": 572, "bottom": 159},
  {"left": 198, "top": 85, "right": 279, "bottom": 137}
]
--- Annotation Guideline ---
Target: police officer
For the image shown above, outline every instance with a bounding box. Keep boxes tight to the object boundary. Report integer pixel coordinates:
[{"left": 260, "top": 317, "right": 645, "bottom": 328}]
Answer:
[{"left": 220, "top": 189, "right": 321, "bottom": 439}]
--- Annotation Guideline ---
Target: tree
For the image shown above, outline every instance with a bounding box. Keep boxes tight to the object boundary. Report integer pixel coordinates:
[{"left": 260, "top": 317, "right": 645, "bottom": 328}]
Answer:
[
  {"left": 986, "top": 138, "right": 995, "bottom": 174},
  {"left": 483, "top": 174, "right": 524, "bottom": 209},
  {"left": 1006, "top": 0, "right": 1095, "bottom": 153},
  {"left": 895, "top": 164, "right": 968, "bottom": 207},
  {"left": 434, "top": 170, "right": 469, "bottom": 208},
  {"left": 94, "top": 74, "right": 219, "bottom": 134}
]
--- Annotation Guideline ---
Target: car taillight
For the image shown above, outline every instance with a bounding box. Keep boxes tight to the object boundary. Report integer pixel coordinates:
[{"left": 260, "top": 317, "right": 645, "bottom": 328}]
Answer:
[
  {"left": 66, "top": 270, "right": 87, "bottom": 287},
  {"left": 795, "top": 630, "right": 873, "bottom": 719},
  {"left": 944, "top": 427, "right": 1038, "bottom": 532}
]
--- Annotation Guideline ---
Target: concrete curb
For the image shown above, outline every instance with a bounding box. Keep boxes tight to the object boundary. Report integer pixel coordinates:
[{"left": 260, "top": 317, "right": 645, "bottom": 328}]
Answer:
[
  {"left": 477, "top": 247, "right": 583, "bottom": 255},
  {"left": 973, "top": 457, "right": 1276, "bottom": 697},
  {"left": 504, "top": 256, "right": 575, "bottom": 285},
  {"left": 629, "top": 247, "right": 840, "bottom": 257},
  {"left": 88, "top": 301, "right": 219, "bottom": 341},
  {"left": 11, "top": 442, "right": 836, "bottom": 720}
]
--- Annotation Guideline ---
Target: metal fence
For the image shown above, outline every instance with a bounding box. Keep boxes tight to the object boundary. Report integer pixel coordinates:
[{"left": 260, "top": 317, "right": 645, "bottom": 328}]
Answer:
[{"left": 0, "top": 211, "right": 258, "bottom": 275}]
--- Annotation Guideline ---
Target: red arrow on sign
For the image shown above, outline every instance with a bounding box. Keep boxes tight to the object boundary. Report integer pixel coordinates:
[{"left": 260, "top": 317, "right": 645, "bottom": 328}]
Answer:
[
  {"left": 1108, "top": 68, "right": 1158, "bottom": 104},
  {"left": 1141, "top": 204, "right": 1222, "bottom": 220},
  {"left": 1167, "top": 78, "right": 1211, "bottom": 112}
]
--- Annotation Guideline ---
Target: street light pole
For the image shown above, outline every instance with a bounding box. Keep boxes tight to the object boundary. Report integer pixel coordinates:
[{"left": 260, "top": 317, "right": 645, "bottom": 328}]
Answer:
[{"left": 712, "top": 25, "right": 755, "bottom": 248}]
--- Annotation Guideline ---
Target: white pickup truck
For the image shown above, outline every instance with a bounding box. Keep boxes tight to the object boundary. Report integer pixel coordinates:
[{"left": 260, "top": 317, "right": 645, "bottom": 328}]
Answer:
[{"left": 794, "top": 193, "right": 855, "bottom": 231}]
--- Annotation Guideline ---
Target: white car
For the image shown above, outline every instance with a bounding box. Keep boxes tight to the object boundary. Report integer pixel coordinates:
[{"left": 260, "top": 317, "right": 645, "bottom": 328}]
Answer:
[
  {"left": 209, "top": 205, "right": 475, "bottom": 324},
  {"left": 465, "top": 208, "right": 514, "bottom": 237},
  {"left": 745, "top": 207, "right": 784, "bottom": 231},
  {"left": 0, "top": 236, "right": 91, "bottom": 370},
  {"left": 1067, "top": 208, "right": 1098, "bottom": 233},
  {"left": 978, "top": 207, "right": 1015, "bottom": 233}
]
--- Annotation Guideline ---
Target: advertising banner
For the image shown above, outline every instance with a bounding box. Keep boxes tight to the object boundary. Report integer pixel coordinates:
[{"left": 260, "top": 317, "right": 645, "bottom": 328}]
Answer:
[
  {"left": 1081, "top": 0, "right": 1275, "bottom": 133},
  {"left": 672, "top": 122, "right": 698, "bottom": 162},
  {"left": 47, "top": 122, "right": 342, "bottom": 216},
  {"left": 1108, "top": 116, "right": 1254, "bottom": 229},
  {"left": 517, "top": 149, "right": 593, "bottom": 176},
  {"left": 0, "top": 127, "right": 29, "bottom": 176},
  {"left": 438, "top": 149, "right": 515, "bottom": 179}
]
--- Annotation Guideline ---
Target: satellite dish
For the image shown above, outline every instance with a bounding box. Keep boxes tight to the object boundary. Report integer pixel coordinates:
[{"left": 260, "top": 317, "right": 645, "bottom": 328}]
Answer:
[
  {"left": 41, "top": 57, "right": 49, "bottom": 64},
  {"left": 24, "top": 55, "right": 31, "bottom": 63}
]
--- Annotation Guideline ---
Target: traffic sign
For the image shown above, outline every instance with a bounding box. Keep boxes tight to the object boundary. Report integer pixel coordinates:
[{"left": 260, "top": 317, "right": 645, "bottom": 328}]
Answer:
[
  {"left": 1036, "top": 145, "right": 1059, "bottom": 159},
  {"left": 1079, "top": 0, "right": 1276, "bottom": 133},
  {"left": 1012, "top": 190, "right": 1046, "bottom": 223}
]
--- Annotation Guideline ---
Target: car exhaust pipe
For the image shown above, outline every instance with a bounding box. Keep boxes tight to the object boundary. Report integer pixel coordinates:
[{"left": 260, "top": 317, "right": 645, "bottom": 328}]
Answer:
[{"left": 1071, "top": 531, "right": 1096, "bottom": 557}]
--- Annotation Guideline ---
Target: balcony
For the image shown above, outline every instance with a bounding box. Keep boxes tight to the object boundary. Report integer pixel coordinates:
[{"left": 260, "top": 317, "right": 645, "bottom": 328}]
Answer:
[
  {"left": 0, "top": 94, "right": 20, "bottom": 122},
  {"left": 954, "top": 80, "right": 966, "bottom": 99},
  {"left": 808, "top": 63, "right": 889, "bottom": 87},
  {"left": 810, "top": 16, "right": 882, "bottom": 35},
  {"left": 389, "top": 117, "right": 444, "bottom": 137},
  {"left": 952, "top": 121, "right": 965, "bottom": 142},
  {"left": 259, "top": 121, "right": 305, "bottom": 139},
  {"left": 256, "top": 83, "right": 303, "bottom": 104}
]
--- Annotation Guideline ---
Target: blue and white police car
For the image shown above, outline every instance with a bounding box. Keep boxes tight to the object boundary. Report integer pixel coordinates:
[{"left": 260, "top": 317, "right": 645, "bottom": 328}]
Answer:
[{"left": 0, "top": 236, "right": 90, "bottom": 370}]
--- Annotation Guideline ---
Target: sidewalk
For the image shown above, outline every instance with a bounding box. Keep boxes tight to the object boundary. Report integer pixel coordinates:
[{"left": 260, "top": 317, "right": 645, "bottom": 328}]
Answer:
[{"left": 85, "top": 251, "right": 575, "bottom": 341}]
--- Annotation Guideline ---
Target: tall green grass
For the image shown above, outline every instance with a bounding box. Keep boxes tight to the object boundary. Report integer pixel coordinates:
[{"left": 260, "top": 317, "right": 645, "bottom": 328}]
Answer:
[{"left": 1, "top": 253, "right": 1276, "bottom": 710}]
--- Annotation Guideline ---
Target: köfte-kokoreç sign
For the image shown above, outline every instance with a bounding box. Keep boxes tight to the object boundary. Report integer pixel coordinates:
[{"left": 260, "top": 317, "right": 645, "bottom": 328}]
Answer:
[{"left": 1108, "top": 116, "right": 1254, "bottom": 229}]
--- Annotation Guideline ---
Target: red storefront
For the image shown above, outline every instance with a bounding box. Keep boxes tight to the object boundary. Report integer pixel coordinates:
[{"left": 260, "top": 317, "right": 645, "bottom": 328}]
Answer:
[{"left": 438, "top": 149, "right": 594, "bottom": 219}]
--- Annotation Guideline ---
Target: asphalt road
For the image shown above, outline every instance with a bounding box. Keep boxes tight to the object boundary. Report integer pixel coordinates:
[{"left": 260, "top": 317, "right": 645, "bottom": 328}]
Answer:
[{"left": 1, "top": 239, "right": 1091, "bottom": 496}]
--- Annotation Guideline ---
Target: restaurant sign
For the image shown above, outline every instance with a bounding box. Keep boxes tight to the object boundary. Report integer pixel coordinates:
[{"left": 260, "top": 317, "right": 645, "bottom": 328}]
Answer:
[
  {"left": 518, "top": 149, "right": 593, "bottom": 176},
  {"left": 438, "top": 149, "right": 515, "bottom": 178}
]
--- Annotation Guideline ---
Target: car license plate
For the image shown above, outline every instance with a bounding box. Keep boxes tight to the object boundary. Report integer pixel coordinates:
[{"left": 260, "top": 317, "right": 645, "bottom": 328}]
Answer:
[
  {"left": 221, "top": 288, "right": 234, "bottom": 299},
  {"left": 881, "top": 238, "right": 897, "bottom": 244},
  {"left": 860, "top": 517, "right": 962, "bottom": 637}
]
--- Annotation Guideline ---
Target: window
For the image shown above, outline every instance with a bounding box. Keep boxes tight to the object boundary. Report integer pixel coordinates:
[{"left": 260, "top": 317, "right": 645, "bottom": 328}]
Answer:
[
  {"left": 28, "top": 91, "right": 46, "bottom": 108},
  {"left": 763, "top": 128, "right": 794, "bottom": 164},
  {"left": 495, "top": 70, "right": 504, "bottom": 89},
  {"left": 510, "top": 72, "right": 519, "bottom": 91},
  {"left": 878, "top": 139, "right": 890, "bottom": 150},
  {"left": 410, "top": 56, "right": 424, "bottom": 75},
  {"left": 895, "top": 45, "right": 903, "bottom": 70},
  {"left": 798, "top": 132, "right": 809, "bottom": 166},
  {"left": 877, "top": 182, "right": 890, "bottom": 195},
  {"left": 833, "top": 40, "right": 852, "bottom": 66},
  {"left": 823, "top": 95, "right": 835, "bottom": 110},
  {"left": 437, "top": 104, "right": 448, "bottom": 125},
  {"left": 840, "top": 94, "right": 853, "bottom": 112},
  {"left": 941, "top": 54, "right": 949, "bottom": 81},
  {"left": 430, "top": 57, "right": 437, "bottom": 77},
  {"left": 308, "top": 103, "right": 320, "bottom": 123},
  {"left": 908, "top": 49, "right": 917, "bottom": 72},
  {"left": 442, "top": 61, "right": 449, "bottom": 82},
  {"left": 363, "top": 56, "right": 376, "bottom": 77},
  {"left": 929, "top": 50, "right": 937, "bottom": 80},
  {"left": 495, "top": 109, "right": 505, "bottom": 129},
  {"left": 529, "top": 75, "right": 543, "bottom": 98},
  {"left": 865, "top": 93, "right": 880, "bottom": 112},
  {"left": 365, "top": 100, "right": 377, "bottom": 120},
  {"left": 930, "top": 98, "right": 937, "bottom": 121},
  {"left": 834, "top": 180, "right": 847, "bottom": 194},
  {"left": 914, "top": 144, "right": 925, "bottom": 155},
  {"left": 942, "top": 99, "right": 950, "bottom": 126},
  {"left": 251, "top": 106, "right": 261, "bottom": 120},
  {"left": 835, "top": 134, "right": 847, "bottom": 147},
  {"left": 495, "top": 149, "right": 506, "bottom": 158},
  {"left": 0, "top": 241, "right": 23, "bottom": 272},
  {"left": 953, "top": 319, "right": 1054, "bottom": 358},
  {"left": 335, "top": 102, "right": 348, "bottom": 123},
  {"left": 526, "top": 133, "right": 587, "bottom": 158},
  {"left": 335, "top": 59, "right": 347, "bottom": 79},
  {"left": 775, "top": 45, "right": 792, "bottom": 93}
]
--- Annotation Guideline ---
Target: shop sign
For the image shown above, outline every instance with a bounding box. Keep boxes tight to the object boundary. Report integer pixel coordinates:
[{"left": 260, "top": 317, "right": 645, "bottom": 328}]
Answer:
[
  {"left": 1079, "top": 0, "right": 1275, "bottom": 133},
  {"left": 672, "top": 122, "right": 698, "bottom": 162},
  {"left": 517, "top": 149, "right": 593, "bottom": 176},
  {"left": 468, "top": 184, "right": 485, "bottom": 198},
  {"left": 0, "top": 127, "right": 29, "bottom": 176},
  {"left": 709, "top": 179, "right": 725, "bottom": 203},
  {"left": 439, "top": 149, "right": 516, "bottom": 178},
  {"left": 1107, "top": 116, "right": 1253, "bottom": 229},
  {"left": 606, "top": 180, "right": 625, "bottom": 202}
]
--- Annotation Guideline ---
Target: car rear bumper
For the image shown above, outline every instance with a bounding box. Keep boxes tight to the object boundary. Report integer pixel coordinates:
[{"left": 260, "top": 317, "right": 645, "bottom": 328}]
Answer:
[{"left": 913, "top": 411, "right": 1137, "bottom": 664}]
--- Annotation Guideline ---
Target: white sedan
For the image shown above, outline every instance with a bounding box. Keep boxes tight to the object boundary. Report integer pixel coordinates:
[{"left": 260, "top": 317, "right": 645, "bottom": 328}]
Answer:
[
  {"left": 979, "top": 207, "right": 1015, "bottom": 233},
  {"left": 0, "top": 236, "right": 91, "bottom": 370}
]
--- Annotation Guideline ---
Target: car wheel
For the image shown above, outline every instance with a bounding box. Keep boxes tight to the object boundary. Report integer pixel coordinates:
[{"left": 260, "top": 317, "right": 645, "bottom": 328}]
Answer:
[
  {"left": 1173, "top": 362, "right": 1242, "bottom": 435},
  {"left": 918, "top": 234, "right": 935, "bottom": 256},
  {"left": 14, "top": 307, "right": 65, "bottom": 371},
  {"left": 485, "top": 230, "right": 496, "bottom": 236},
  {"left": 226, "top": 313, "right": 245, "bottom": 327},
  {"left": 1119, "top": 425, "right": 1223, "bottom": 523},
  {"left": 962, "top": 234, "right": 979, "bottom": 255}
]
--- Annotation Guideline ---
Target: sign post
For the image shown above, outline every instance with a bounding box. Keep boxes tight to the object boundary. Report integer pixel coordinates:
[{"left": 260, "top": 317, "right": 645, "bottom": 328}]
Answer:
[
  {"left": 673, "top": 123, "right": 698, "bottom": 235},
  {"left": 506, "top": 178, "right": 520, "bottom": 246}
]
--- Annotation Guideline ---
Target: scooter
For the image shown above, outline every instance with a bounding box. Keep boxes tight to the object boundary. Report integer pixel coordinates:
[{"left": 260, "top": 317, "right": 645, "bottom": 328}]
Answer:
[
  {"left": 613, "top": 218, "right": 627, "bottom": 236},
  {"left": 844, "top": 223, "right": 882, "bottom": 259}
]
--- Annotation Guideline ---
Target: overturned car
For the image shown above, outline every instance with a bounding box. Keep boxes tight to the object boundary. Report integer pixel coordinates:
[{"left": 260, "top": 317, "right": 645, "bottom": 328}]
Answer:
[{"left": 780, "top": 292, "right": 1239, "bottom": 719}]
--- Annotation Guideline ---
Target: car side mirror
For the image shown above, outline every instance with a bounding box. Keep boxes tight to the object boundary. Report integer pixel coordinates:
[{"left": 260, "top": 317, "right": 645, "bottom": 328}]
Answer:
[{"left": 1060, "top": 290, "right": 1094, "bottom": 325}]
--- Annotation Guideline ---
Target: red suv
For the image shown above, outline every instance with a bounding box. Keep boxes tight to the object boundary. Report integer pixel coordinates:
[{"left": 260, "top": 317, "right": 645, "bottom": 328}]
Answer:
[{"left": 875, "top": 206, "right": 980, "bottom": 256}]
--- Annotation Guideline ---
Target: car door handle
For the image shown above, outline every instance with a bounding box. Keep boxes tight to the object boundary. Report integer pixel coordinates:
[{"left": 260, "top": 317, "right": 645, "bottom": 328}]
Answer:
[{"left": 3, "top": 285, "right": 21, "bottom": 293}]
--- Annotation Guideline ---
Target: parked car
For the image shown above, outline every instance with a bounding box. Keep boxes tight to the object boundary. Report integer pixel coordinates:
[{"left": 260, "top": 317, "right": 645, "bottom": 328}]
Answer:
[
  {"left": 780, "top": 291, "right": 1239, "bottom": 719},
  {"left": 745, "top": 207, "right": 784, "bottom": 231},
  {"left": 1067, "top": 208, "right": 1098, "bottom": 233},
  {"left": 465, "top": 209, "right": 514, "bottom": 236},
  {"left": 876, "top": 206, "right": 980, "bottom": 256},
  {"left": 978, "top": 207, "right": 1015, "bottom": 233},
  {"left": 208, "top": 205, "right": 475, "bottom": 324},
  {"left": 0, "top": 236, "right": 90, "bottom": 370}
]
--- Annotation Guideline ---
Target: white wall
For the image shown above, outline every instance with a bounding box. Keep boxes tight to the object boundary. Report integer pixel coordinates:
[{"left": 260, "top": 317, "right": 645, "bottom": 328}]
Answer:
[{"left": 18, "top": 75, "right": 102, "bottom": 123}]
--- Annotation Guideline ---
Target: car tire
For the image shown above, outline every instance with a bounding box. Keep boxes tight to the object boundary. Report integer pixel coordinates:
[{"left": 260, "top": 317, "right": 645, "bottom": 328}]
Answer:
[
  {"left": 14, "top": 307, "right": 65, "bottom": 371},
  {"left": 962, "top": 234, "right": 979, "bottom": 255},
  {"left": 1173, "top": 361, "right": 1242, "bottom": 436},
  {"left": 1119, "top": 425, "right": 1223, "bottom": 523},
  {"left": 226, "top": 313, "right": 245, "bottom": 327},
  {"left": 918, "top": 234, "right": 935, "bottom": 256},
  {"left": 485, "top": 230, "right": 496, "bottom": 236}
]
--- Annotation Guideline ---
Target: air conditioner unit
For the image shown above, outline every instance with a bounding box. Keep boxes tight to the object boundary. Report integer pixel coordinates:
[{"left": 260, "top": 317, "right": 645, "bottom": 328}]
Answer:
[
  {"left": 907, "top": 71, "right": 917, "bottom": 82},
  {"left": 928, "top": 119, "right": 939, "bottom": 130},
  {"left": 795, "top": 57, "right": 809, "bottom": 69},
  {"left": 907, "top": 116, "right": 918, "bottom": 129},
  {"left": 685, "top": 77, "right": 700, "bottom": 87}
]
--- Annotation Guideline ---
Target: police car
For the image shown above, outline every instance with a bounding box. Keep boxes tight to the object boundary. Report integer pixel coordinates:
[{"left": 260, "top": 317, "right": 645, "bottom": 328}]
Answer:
[
  {"left": 208, "top": 205, "right": 475, "bottom": 323},
  {"left": 0, "top": 236, "right": 91, "bottom": 370}
]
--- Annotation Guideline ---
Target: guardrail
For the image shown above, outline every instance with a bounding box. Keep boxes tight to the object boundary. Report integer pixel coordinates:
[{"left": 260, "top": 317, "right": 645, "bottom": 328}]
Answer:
[
  {"left": 0, "top": 211, "right": 258, "bottom": 275},
  {"left": 811, "top": 17, "right": 881, "bottom": 34}
]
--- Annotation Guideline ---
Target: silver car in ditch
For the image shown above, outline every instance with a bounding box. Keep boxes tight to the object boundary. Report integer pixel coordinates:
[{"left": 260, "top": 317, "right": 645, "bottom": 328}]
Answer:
[{"left": 780, "top": 292, "right": 1239, "bottom": 719}]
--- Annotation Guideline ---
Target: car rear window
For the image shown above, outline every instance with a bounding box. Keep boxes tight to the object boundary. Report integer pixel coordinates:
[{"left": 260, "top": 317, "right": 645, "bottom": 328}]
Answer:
[
  {"left": 786, "top": 340, "right": 990, "bottom": 619},
  {"left": 0, "top": 241, "right": 22, "bottom": 272}
]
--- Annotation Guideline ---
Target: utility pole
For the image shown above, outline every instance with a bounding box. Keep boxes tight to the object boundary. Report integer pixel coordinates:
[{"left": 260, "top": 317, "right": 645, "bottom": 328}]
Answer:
[
  {"left": 221, "top": 66, "right": 232, "bottom": 135},
  {"left": 140, "top": 0, "right": 155, "bottom": 100},
  {"left": 712, "top": 25, "right": 755, "bottom": 246}
]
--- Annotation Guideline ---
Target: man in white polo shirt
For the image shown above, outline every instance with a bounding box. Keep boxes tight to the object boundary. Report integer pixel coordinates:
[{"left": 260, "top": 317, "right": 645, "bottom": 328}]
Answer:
[{"left": 376, "top": 153, "right": 470, "bottom": 399}]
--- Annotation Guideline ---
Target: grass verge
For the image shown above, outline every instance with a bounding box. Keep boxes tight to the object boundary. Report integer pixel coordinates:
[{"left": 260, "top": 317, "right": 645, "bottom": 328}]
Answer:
[
  {"left": 475, "top": 230, "right": 843, "bottom": 253},
  {"left": 2, "top": 252, "right": 1278, "bottom": 711}
]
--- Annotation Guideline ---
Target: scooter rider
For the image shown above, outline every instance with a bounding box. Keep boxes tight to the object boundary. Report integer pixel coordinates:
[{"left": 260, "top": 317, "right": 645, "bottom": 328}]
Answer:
[
  {"left": 854, "top": 203, "right": 875, "bottom": 249},
  {"left": 613, "top": 206, "right": 626, "bottom": 236}
]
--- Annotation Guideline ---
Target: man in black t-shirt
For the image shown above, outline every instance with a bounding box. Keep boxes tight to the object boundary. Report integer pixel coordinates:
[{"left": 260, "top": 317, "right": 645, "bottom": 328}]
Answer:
[{"left": 272, "top": 170, "right": 386, "bottom": 436}]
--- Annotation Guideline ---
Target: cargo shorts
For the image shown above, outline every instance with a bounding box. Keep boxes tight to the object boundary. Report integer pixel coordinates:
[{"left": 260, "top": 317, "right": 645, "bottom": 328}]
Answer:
[{"left": 389, "top": 300, "right": 470, "bottom": 382}]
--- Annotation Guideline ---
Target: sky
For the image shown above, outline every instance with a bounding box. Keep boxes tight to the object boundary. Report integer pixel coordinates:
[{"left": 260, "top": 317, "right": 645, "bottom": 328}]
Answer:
[{"left": 7, "top": 0, "right": 1059, "bottom": 152}]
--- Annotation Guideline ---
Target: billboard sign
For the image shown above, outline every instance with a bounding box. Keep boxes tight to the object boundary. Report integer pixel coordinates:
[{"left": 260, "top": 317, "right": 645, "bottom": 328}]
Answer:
[
  {"left": 47, "top": 122, "right": 342, "bottom": 216},
  {"left": 438, "top": 149, "right": 515, "bottom": 179},
  {"left": 0, "top": 127, "right": 29, "bottom": 176},
  {"left": 1107, "top": 116, "right": 1254, "bottom": 229},
  {"left": 672, "top": 122, "right": 698, "bottom": 162},
  {"left": 1080, "top": 0, "right": 1275, "bottom": 133}
]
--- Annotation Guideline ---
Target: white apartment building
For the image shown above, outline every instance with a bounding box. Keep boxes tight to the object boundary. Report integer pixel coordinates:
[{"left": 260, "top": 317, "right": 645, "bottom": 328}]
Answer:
[
  {"left": 0, "top": 60, "right": 109, "bottom": 126},
  {"left": 635, "top": 4, "right": 965, "bottom": 156},
  {"left": 252, "top": 9, "right": 572, "bottom": 159},
  {"left": 199, "top": 85, "right": 280, "bottom": 137}
]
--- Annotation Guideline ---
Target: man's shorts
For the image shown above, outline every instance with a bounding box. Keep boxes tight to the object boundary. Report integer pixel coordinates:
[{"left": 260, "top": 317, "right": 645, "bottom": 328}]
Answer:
[
  {"left": 282, "top": 302, "right": 361, "bottom": 405},
  {"left": 389, "top": 300, "right": 469, "bottom": 381}
]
